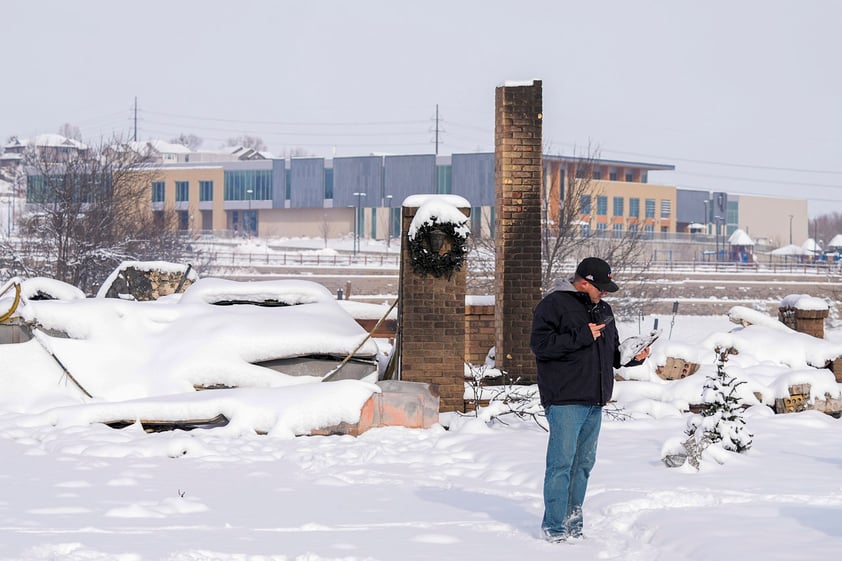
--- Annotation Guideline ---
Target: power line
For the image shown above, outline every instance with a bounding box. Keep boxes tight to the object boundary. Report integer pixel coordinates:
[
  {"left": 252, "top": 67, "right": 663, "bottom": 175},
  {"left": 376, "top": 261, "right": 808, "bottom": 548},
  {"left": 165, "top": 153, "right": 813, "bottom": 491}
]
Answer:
[
  {"left": 139, "top": 128, "right": 433, "bottom": 149},
  {"left": 592, "top": 145, "right": 842, "bottom": 176},
  {"left": 140, "top": 118, "right": 430, "bottom": 138},
  {"left": 667, "top": 170, "right": 842, "bottom": 191},
  {"left": 139, "top": 109, "right": 428, "bottom": 128}
]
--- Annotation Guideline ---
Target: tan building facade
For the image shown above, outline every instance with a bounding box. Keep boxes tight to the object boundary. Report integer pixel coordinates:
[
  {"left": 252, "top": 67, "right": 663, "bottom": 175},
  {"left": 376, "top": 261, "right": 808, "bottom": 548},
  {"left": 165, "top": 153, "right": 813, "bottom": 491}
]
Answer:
[{"left": 737, "top": 194, "right": 809, "bottom": 247}]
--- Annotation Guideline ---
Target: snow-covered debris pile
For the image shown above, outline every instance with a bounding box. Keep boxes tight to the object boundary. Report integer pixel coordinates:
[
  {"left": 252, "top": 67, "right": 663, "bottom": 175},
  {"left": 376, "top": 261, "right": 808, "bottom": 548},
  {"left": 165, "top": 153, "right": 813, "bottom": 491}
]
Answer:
[
  {"left": 614, "top": 306, "right": 842, "bottom": 419},
  {"left": 0, "top": 278, "right": 380, "bottom": 411}
]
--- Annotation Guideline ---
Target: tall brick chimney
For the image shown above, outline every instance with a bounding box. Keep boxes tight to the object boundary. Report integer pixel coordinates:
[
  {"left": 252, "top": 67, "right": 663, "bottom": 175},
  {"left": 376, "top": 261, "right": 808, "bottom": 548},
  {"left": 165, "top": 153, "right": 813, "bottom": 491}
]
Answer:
[{"left": 494, "top": 80, "right": 543, "bottom": 383}]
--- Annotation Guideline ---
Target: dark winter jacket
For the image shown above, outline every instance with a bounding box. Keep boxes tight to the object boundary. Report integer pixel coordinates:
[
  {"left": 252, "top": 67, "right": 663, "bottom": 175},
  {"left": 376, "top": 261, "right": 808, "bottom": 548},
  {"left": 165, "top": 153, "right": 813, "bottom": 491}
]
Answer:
[{"left": 530, "top": 279, "right": 630, "bottom": 408}]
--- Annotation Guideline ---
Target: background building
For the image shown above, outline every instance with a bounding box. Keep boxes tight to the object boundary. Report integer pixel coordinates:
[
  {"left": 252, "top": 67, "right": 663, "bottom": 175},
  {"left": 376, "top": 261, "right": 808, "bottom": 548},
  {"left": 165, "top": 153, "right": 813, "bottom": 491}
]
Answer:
[{"left": 9, "top": 134, "right": 812, "bottom": 257}]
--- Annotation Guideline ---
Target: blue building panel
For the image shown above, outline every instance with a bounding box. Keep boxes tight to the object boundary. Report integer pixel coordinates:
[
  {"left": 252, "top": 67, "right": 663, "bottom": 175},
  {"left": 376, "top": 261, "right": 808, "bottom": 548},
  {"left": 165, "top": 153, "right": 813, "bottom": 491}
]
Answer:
[
  {"left": 333, "top": 156, "right": 383, "bottom": 208},
  {"left": 452, "top": 153, "right": 494, "bottom": 206},
  {"left": 289, "top": 158, "right": 325, "bottom": 209},
  {"left": 384, "top": 154, "right": 436, "bottom": 205},
  {"left": 271, "top": 159, "right": 286, "bottom": 207},
  {"left": 676, "top": 189, "right": 710, "bottom": 224}
]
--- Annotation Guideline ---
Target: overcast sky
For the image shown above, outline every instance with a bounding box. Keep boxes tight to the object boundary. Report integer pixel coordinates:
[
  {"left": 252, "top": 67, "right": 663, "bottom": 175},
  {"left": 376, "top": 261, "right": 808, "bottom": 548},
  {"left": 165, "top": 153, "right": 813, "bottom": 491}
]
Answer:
[{"left": 3, "top": 0, "right": 841, "bottom": 216}]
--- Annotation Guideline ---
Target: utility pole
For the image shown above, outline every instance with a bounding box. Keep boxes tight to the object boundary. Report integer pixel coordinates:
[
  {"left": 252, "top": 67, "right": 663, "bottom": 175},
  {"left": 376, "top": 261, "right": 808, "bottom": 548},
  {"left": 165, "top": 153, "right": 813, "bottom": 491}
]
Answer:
[
  {"left": 133, "top": 97, "right": 138, "bottom": 141},
  {"left": 435, "top": 104, "right": 439, "bottom": 155}
]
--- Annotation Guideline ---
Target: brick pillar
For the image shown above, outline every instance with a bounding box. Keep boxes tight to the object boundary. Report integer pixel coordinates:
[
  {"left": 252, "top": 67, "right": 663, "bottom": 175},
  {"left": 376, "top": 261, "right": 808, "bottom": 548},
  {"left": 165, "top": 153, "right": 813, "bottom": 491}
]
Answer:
[
  {"left": 398, "top": 196, "right": 470, "bottom": 412},
  {"left": 778, "top": 306, "right": 828, "bottom": 339},
  {"left": 494, "top": 80, "right": 543, "bottom": 383}
]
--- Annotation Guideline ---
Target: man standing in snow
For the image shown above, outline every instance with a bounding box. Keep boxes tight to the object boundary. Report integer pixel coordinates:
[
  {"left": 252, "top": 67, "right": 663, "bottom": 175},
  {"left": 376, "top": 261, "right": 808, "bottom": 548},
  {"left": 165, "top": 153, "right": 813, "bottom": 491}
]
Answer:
[{"left": 530, "top": 257, "right": 649, "bottom": 542}]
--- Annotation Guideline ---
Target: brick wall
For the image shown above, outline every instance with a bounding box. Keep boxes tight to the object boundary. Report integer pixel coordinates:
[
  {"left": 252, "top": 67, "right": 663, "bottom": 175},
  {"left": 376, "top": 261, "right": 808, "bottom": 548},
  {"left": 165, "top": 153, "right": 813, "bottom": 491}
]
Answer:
[
  {"left": 494, "top": 80, "right": 543, "bottom": 384},
  {"left": 465, "top": 304, "right": 495, "bottom": 366},
  {"left": 778, "top": 307, "right": 828, "bottom": 339},
  {"left": 398, "top": 201, "right": 470, "bottom": 412}
]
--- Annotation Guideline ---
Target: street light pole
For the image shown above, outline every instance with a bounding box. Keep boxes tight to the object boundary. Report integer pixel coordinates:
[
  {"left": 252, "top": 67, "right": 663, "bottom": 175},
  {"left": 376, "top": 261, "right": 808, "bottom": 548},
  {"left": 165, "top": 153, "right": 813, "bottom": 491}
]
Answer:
[
  {"left": 353, "top": 192, "right": 366, "bottom": 256},
  {"left": 385, "top": 194, "right": 393, "bottom": 249},
  {"left": 788, "top": 214, "right": 793, "bottom": 245},
  {"left": 714, "top": 215, "right": 722, "bottom": 262}
]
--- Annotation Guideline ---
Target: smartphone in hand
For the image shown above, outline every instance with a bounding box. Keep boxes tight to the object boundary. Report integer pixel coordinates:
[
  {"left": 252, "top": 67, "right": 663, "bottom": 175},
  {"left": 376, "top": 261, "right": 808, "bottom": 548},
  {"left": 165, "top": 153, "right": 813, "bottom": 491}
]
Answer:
[{"left": 598, "top": 316, "right": 614, "bottom": 330}]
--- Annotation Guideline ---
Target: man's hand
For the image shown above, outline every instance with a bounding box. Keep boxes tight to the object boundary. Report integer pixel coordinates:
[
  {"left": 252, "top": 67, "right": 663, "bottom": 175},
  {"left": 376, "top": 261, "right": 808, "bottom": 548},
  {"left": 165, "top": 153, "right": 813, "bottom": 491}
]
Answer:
[
  {"left": 634, "top": 346, "right": 651, "bottom": 361},
  {"left": 589, "top": 322, "right": 605, "bottom": 340}
]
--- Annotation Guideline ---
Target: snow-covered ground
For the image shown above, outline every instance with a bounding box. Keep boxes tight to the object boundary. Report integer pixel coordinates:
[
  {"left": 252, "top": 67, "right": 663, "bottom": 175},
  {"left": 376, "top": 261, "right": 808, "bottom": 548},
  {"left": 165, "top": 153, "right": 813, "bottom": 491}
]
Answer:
[{"left": 0, "top": 277, "right": 841, "bottom": 560}]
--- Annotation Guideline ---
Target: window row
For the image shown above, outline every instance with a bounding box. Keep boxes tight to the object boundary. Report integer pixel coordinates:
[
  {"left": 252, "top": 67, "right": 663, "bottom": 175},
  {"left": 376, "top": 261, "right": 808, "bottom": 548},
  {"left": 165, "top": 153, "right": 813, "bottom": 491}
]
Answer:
[
  {"left": 579, "top": 195, "right": 672, "bottom": 219},
  {"left": 151, "top": 175, "right": 274, "bottom": 203},
  {"left": 573, "top": 168, "right": 648, "bottom": 183},
  {"left": 581, "top": 223, "right": 658, "bottom": 237}
]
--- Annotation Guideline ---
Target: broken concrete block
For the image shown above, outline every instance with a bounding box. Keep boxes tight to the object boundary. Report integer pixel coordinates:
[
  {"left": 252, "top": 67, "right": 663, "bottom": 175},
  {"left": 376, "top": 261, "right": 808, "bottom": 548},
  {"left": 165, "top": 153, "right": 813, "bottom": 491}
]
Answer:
[
  {"left": 656, "top": 357, "right": 700, "bottom": 380},
  {"left": 310, "top": 381, "right": 440, "bottom": 436}
]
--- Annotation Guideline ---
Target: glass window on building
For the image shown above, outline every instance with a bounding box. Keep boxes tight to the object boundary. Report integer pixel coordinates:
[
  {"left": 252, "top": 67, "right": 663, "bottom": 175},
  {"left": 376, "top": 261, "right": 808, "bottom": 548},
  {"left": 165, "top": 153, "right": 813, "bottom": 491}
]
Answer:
[
  {"left": 625, "top": 170, "right": 634, "bottom": 182},
  {"left": 612, "top": 223, "right": 623, "bottom": 236},
  {"left": 596, "top": 222, "right": 607, "bottom": 237},
  {"left": 641, "top": 170, "right": 648, "bottom": 183},
  {"left": 199, "top": 180, "right": 213, "bottom": 202},
  {"left": 592, "top": 169, "right": 601, "bottom": 180},
  {"left": 580, "top": 223, "right": 590, "bottom": 238},
  {"left": 436, "top": 165, "right": 452, "bottom": 194},
  {"left": 152, "top": 181, "right": 165, "bottom": 203},
  {"left": 596, "top": 196, "right": 608, "bottom": 216},
  {"left": 609, "top": 168, "right": 618, "bottom": 181},
  {"left": 629, "top": 223, "right": 639, "bottom": 233},
  {"left": 726, "top": 201, "right": 738, "bottom": 229},
  {"left": 645, "top": 198, "right": 656, "bottom": 219},
  {"left": 324, "top": 168, "right": 334, "bottom": 199},
  {"left": 613, "top": 196, "right": 624, "bottom": 217},
  {"left": 579, "top": 194, "right": 591, "bottom": 214},
  {"left": 224, "top": 170, "right": 273, "bottom": 201},
  {"left": 470, "top": 208, "right": 482, "bottom": 240},
  {"left": 175, "top": 181, "right": 189, "bottom": 202},
  {"left": 629, "top": 197, "right": 640, "bottom": 217},
  {"left": 660, "top": 199, "right": 671, "bottom": 218}
]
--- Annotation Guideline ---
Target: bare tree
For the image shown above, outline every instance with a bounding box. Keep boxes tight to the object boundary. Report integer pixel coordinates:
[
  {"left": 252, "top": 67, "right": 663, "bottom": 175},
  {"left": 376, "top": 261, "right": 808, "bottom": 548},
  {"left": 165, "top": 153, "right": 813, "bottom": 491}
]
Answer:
[
  {"left": 319, "top": 212, "right": 331, "bottom": 249},
  {"left": 170, "top": 133, "right": 203, "bottom": 150},
  {"left": 543, "top": 147, "right": 656, "bottom": 318},
  {"left": 18, "top": 135, "right": 184, "bottom": 294},
  {"left": 466, "top": 145, "right": 659, "bottom": 317},
  {"left": 226, "top": 135, "right": 267, "bottom": 152},
  {"left": 810, "top": 212, "right": 842, "bottom": 247},
  {"left": 279, "top": 147, "right": 312, "bottom": 158},
  {"left": 57, "top": 123, "right": 82, "bottom": 141}
]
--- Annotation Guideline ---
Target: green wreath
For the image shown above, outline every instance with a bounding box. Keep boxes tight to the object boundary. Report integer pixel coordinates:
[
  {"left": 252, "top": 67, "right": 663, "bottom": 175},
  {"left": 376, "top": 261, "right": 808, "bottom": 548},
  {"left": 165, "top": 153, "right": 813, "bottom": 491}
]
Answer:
[{"left": 407, "top": 217, "right": 469, "bottom": 279}]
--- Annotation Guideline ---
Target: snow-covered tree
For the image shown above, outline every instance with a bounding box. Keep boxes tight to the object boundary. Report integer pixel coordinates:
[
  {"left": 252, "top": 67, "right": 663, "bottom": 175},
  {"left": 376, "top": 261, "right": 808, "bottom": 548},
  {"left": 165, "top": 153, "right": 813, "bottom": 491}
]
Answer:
[
  {"left": 226, "top": 135, "right": 266, "bottom": 152},
  {"left": 170, "top": 133, "right": 203, "bottom": 150},
  {"left": 685, "top": 347, "right": 753, "bottom": 453}
]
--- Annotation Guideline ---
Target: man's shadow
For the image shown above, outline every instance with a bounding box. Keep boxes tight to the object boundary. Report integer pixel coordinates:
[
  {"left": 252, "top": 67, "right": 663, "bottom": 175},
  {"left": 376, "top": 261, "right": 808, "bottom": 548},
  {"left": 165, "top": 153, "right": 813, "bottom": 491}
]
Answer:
[{"left": 416, "top": 486, "right": 539, "bottom": 535}]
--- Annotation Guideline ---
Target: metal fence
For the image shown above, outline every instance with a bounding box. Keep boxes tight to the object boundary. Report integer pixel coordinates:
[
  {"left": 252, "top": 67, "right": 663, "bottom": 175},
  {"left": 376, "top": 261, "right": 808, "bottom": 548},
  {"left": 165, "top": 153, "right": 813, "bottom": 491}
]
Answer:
[
  {"left": 3, "top": 237, "right": 839, "bottom": 278},
  {"left": 193, "top": 249, "right": 400, "bottom": 269}
]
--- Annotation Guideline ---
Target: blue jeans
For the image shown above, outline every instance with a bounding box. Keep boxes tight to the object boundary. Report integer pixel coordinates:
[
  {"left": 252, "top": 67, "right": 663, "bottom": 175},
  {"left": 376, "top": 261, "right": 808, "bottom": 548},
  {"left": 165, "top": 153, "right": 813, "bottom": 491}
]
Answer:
[{"left": 542, "top": 404, "right": 602, "bottom": 539}]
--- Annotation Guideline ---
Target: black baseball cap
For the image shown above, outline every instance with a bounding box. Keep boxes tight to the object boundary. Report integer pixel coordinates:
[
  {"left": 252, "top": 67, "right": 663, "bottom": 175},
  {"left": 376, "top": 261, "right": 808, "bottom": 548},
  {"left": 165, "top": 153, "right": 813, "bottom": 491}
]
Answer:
[{"left": 575, "top": 257, "right": 619, "bottom": 292}]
